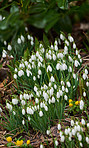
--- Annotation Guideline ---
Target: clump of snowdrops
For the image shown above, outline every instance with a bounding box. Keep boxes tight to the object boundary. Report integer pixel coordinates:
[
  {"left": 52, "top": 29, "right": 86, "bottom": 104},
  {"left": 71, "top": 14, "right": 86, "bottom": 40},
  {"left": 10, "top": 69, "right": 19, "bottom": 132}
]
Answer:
[
  {"left": 2, "top": 27, "right": 34, "bottom": 61},
  {"left": 0, "top": 32, "right": 89, "bottom": 134}
]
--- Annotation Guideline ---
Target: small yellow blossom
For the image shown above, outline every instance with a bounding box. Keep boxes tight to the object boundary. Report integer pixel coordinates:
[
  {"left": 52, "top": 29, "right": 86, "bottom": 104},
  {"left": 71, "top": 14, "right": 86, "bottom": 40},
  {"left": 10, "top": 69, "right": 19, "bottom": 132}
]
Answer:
[
  {"left": 69, "top": 99, "right": 72, "bottom": 103},
  {"left": 27, "top": 140, "right": 30, "bottom": 145},
  {"left": 69, "top": 103, "right": 73, "bottom": 107},
  {"left": 16, "top": 140, "right": 23, "bottom": 146},
  {"left": 78, "top": 101, "right": 80, "bottom": 104},
  {"left": 75, "top": 101, "right": 79, "bottom": 105},
  {"left": 6, "top": 137, "right": 12, "bottom": 142}
]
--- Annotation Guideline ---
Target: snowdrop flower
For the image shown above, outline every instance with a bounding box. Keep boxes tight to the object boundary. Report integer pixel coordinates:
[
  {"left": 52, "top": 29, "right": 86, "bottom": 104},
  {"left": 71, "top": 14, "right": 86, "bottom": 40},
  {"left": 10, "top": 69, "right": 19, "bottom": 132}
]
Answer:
[
  {"left": 58, "top": 124, "right": 61, "bottom": 130},
  {"left": 46, "top": 130, "right": 50, "bottom": 135},
  {"left": 86, "top": 137, "right": 89, "bottom": 144},
  {"left": 17, "top": 38, "right": 21, "bottom": 44},
  {"left": 56, "top": 63, "right": 60, "bottom": 70},
  {"left": 47, "top": 65, "right": 52, "bottom": 72},
  {"left": 74, "top": 60, "right": 80, "bottom": 67},
  {"left": 80, "top": 142, "right": 83, "bottom": 147},
  {"left": 28, "top": 116, "right": 31, "bottom": 121},
  {"left": 44, "top": 106, "right": 48, "bottom": 111},
  {"left": 69, "top": 137, "right": 71, "bottom": 141},
  {"left": 53, "top": 54, "right": 56, "bottom": 60},
  {"left": 21, "top": 35, "right": 25, "bottom": 42},
  {"left": 15, "top": 68, "right": 18, "bottom": 72},
  {"left": 68, "top": 35, "right": 74, "bottom": 42},
  {"left": 25, "top": 26, "right": 28, "bottom": 31},
  {"left": 73, "top": 73, "right": 76, "bottom": 79},
  {"left": 80, "top": 99, "right": 84, "bottom": 110},
  {"left": 57, "top": 92, "right": 60, "bottom": 98},
  {"left": 27, "top": 34, "right": 31, "bottom": 40},
  {"left": 35, "top": 98, "right": 39, "bottom": 104},
  {"left": 71, "top": 120, "right": 74, "bottom": 126},
  {"left": 38, "top": 69, "right": 42, "bottom": 75},
  {"left": 62, "top": 63, "right": 67, "bottom": 70},
  {"left": 78, "top": 134, "right": 82, "bottom": 141},
  {"left": 50, "top": 76, "right": 55, "bottom": 82},
  {"left": 86, "top": 81, "right": 89, "bottom": 87},
  {"left": 83, "top": 91, "right": 86, "bottom": 97},
  {"left": 64, "top": 46, "right": 68, "bottom": 54},
  {"left": 87, "top": 123, "right": 89, "bottom": 128},
  {"left": 18, "top": 70, "right": 24, "bottom": 77},
  {"left": 60, "top": 34, "right": 65, "bottom": 40},
  {"left": 20, "top": 94, "right": 23, "bottom": 100},
  {"left": 33, "top": 76, "right": 36, "bottom": 81},
  {"left": 69, "top": 56, "right": 73, "bottom": 62},
  {"left": 85, "top": 69, "right": 88, "bottom": 75},
  {"left": 83, "top": 73, "right": 88, "bottom": 80},
  {"left": 6, "top": 103, "right": 12, "bottom": 111},
  {"left": 13, "top": 111, "right": 16, "bottom": 115},
  {"left": 2, "top": 50, "right": 7, "bottom": 58},
  {"left": 50, "top": 87, "right": 54, "bottom": 96},
  {"left": 75, "top": 121, "right": 78, "bottom": 125},
  {"left": 0, "top": 107, "right": 2, "bottom": 112},
  {"left": 62, "top": 86, "right": 65, "bottom": 91},
  {"left": 39, "top": 111, "right": 43, "bottom": 117},
  {"left": 64, "top": 46, "right": 68, "bottom": 52},
  {"left": 22, "top": 109, "right": 25, "bottom": 115},
  {"left": 24, "top": 93, "right": 29, "bottom": 100},
  {"left": 43, "top": 92, "right": 48, "bottom": 101},
  {"left": 14, "top": 74, "right": 17, "bottom": 79},
  {"left": 4, "top": 41, "right": 7, "bottom": 45},
  {"left": 69, "top": 66, "right": 72, "bottom": 72},
  {"left": 72, "top": 129, "right": 76, "bottom": 136},
  {"left": 64, "top": 95, "right": 67, "bottom": 100},
  {"left": 40, "top": 144, "right": 44, "bottom": 148},
  {"left": 80, "top": 58, "right": 82, "bottom": 63},
  {"left": 77, "top": 125, "right": 81, "bottom": 132},
  {"left": 61, "top": 81, "right": 64, "bottom": 85},
  {"left": 78, "top": 54, "right": 81, "bottom": 59},
  {"left": 31, "top": 41, "right": 34, "bottom": 45},
  {"left": 54, "top": 84, "right": 57, "bottom": 89},
  {"left": 22, "top": 120, "right": 25, "bottom": 125},
  {"left": 27, "top": 107, "right": 34, "bottom": 115},
  {"left": 55, "top": 140, "right": 58, "bottom": 146},
  {"left": 57, "top": 53, "right": 64, "bottom": 59},
  {"left": 81, "top": 119, "right": 85, "bottom": 125},
  {"left": 65, "top": 129, "right": 68, "bottom": 135},
  {"left": 55, "top": 45, "right": 58, "bottom": 51},
  {"left": 66, "top": 81, "right": 71, "bottom": 87},
  {"left": 12, "top": 99, "right": 18, "bottom": 105},
  {"left": 65, "top": 87, "right": 68, "bottom": 93},
  {"left": 51, "top": 97, "right": 55, "bottom": 103},
  {"left": 73, "top": 43, "right": 76, "bottom": 49},
  {"left": 8, "top": 45, "right": 12, "bottom": 51},
  {"left": 60, "top": 135, "right": 65, "bottom": 142},
  {"left": 21, "top": 100, "right": 26, "bottom": 106},
  {"left": 65, "top": 40, "right": 69, "bottom": 46}
]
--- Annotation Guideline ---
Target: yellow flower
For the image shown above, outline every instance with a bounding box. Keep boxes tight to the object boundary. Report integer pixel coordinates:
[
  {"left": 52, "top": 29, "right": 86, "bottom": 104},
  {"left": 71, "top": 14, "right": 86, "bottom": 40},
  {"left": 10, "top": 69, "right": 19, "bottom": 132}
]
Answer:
[
  {"left": 69, "top": 99, "right": 72, "bottom": 103},
  {"left": 27, "top": 140, "right": 30, "bottom": 145},
  {"left": 6, "top": 137, "right": 12, "bottom": 142},
  {"left": 16, "top": 140, "right": 23, "bottom": 146},
  {"left": 69, "top": 103, "right": 73, "bottom": 107},
  {"left": 78, "top": 101, "right": 80, "bottom": 104},
  {"left": 75, "top": 101, "right": 79, "bottom": 105}
]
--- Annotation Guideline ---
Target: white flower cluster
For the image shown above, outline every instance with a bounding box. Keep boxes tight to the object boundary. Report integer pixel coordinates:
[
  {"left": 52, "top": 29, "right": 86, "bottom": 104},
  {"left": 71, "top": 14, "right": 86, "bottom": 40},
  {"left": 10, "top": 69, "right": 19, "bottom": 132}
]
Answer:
[
  {"left": 17, "top": 35, "right": 25, "bottom": 44},
  {"left": 2, "top": 33, "right": 34, "bottom": 59},
  {"left": 5, "top": 32, "right": 89, "bottom": 133},
  {"left": 83, "top": 69, "right": 88, "bottom": 80},
  {"left": 57, "top": 119, "right": 89, "bottom": 147}
]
